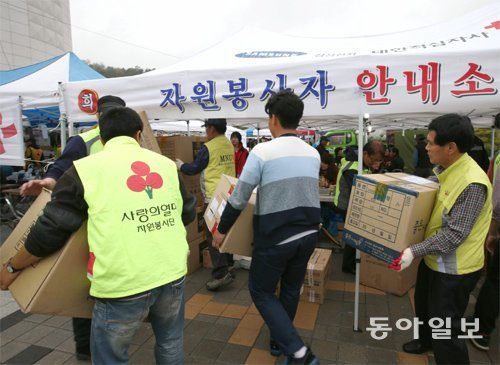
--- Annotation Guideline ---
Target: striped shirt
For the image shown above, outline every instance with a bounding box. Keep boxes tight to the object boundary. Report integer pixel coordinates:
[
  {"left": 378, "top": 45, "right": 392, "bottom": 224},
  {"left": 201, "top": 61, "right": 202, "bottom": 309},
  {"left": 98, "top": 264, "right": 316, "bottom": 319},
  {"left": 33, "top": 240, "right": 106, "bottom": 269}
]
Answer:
[
  {"left": 411, "top": 165, "right": 487, "bottom": 257},
  {"left": 218, "top": 134, "right": 321, "bottom": 247}
]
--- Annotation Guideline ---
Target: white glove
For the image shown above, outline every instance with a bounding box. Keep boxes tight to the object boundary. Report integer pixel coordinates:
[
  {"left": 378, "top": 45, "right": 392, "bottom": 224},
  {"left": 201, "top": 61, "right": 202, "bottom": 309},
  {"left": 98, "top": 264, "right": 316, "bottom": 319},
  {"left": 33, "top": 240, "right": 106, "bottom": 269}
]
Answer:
[
  {"left": 389, "top": 247, "right": 414, "bottom": 272},
  {"left": 175, "top": 159, "right": 184, "bottom": 170}
]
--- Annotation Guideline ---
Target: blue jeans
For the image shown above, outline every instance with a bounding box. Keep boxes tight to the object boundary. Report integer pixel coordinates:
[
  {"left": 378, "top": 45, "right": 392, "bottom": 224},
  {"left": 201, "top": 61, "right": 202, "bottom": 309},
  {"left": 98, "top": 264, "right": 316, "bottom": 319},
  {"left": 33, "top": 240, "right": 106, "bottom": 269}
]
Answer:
[
  {"left": 248, "top": 233, "right": 317, "bottom": 356},
  {"left": 91, "top": 276, "right": 185, "bottom": 365}
]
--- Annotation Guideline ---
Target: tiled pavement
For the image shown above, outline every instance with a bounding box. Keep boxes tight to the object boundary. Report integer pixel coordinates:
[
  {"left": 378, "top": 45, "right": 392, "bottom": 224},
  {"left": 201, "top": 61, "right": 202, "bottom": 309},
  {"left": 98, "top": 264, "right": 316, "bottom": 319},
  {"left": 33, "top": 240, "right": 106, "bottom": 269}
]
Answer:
[{"left": 0, "top": 230, "right": 498, "bottom": 364}]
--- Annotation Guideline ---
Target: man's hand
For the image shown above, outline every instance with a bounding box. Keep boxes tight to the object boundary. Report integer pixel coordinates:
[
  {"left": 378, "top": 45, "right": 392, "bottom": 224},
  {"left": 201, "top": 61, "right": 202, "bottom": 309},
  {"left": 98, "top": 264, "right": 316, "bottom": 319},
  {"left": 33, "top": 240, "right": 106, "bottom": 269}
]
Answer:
[
  {"left": 212, "top": 230, "right": 226, "bottom": 249},
  {"left": 175, "top": 159, "right": 184, "bottom": 170},
  {"left": 0, "top": 265, "right": 21, "bottom": 290},
  {"left": 388, "top": 248, "right": 414, "bottom": 272},
  {"left": 19, "top": 178, "right": 56, "bottom": 196}
]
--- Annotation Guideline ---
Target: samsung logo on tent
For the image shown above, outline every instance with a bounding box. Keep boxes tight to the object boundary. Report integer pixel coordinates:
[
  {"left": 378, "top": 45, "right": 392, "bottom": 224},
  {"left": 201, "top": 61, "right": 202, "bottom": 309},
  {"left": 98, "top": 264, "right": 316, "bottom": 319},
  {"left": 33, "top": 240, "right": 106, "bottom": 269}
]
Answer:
[{"left": 235, "top": 51, "right": 306, "bottom": 58}]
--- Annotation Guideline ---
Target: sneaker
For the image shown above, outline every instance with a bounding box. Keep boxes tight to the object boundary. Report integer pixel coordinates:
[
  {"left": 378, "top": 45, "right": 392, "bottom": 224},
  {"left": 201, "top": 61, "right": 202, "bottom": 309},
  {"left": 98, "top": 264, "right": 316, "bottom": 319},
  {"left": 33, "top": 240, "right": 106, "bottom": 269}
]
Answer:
[
  {"left": 228, "top": 266, "right": 236, "bottom": 279},
  {"left": 270, "top": 339, "right": 282, "bottom": 357},
  {"left": 470, "top": 334, "right": 490, "bottom": 351},
  {"left": 76, "top": 352, "right": 91, "bottom": 361},
  {"left": 206, "top": 272, "right": 233, "bottom": 291},
  {"left": 285, "top": 347, "right": 319, "bottom": 365}
]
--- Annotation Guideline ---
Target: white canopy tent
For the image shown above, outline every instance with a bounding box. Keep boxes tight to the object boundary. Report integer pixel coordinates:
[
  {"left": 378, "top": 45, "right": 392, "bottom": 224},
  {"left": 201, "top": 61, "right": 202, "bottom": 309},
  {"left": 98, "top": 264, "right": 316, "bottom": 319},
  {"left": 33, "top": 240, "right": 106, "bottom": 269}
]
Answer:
[{"left": 62, "top": 3, "right": 500, "bottom": 132}]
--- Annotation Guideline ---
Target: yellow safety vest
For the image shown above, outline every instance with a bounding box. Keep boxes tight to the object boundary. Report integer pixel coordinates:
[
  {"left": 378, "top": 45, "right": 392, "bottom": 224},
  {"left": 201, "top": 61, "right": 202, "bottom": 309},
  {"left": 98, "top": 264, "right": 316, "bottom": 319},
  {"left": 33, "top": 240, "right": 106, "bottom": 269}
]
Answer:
[
  {"left": 79, "top": 127, "right": 103, "bottom": 155},
  {"left": 203, "top": 135, "right": 235, "bottom": 201},
  {"left": 74, "top": 136, "right": 188, "bottom": 298},
  {"left": 424, "top": 153, "right": 492, "bottom": 275},
  {"left": 334, "top": 158, "right": 368, "bottom": 209}
]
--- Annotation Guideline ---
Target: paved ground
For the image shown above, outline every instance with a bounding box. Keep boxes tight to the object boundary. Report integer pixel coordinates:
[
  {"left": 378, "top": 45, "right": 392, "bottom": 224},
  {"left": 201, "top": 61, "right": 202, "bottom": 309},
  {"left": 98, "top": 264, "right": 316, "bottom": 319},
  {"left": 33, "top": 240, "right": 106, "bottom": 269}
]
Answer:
[{"left": 0, "top": 224, "right": 498, "bottom": 365}]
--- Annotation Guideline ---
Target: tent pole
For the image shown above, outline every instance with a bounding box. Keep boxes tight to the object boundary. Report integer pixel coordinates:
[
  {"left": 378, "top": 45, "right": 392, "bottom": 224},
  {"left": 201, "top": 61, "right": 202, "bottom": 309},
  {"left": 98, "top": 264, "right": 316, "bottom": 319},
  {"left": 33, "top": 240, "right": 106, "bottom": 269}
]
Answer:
[
  {"left": 491, "top": 125, "right": 496, "bottom": 159},
  {"left": 353, "top": 114, "right": 364, "bottom": 333},
  {"left": 58, "top": 82, "right": 67, "bottom": 149},
  {"left": 187, "top": 120, "right": 191, "bottom": 136}
]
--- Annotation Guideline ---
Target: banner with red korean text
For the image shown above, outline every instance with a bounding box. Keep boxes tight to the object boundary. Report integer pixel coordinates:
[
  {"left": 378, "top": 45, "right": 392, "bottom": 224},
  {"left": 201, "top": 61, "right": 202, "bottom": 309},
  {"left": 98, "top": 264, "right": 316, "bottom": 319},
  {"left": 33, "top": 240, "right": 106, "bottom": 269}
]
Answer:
[{"left": 0, "top": 98, "right": 24, "bottom": 167}]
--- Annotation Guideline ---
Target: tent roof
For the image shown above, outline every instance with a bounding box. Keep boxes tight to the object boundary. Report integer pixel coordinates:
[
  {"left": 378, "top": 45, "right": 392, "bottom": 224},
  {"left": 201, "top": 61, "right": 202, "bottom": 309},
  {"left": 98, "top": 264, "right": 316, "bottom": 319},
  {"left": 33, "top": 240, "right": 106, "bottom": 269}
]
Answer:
[
  {"left": 62, "top": 4, "right": 500, "bottom": 130},
  {"left": 0, "top": 52, "right": 104, "bottom": 109}
]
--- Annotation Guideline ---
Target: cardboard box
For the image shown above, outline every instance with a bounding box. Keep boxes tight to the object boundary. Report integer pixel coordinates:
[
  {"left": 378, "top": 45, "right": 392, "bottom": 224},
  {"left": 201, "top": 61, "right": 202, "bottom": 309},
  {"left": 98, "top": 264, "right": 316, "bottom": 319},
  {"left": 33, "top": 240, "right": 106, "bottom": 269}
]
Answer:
[
  {"left": 185, "top": 206, "right": 206, "bottom": 242},
  {"left": 300, "top": 284, "right": 326, "bottom": 304},
  {"left": 0, "top": 189, "right": 94, "bottom": 318},
  {"left": 343, "top": 173, "right": 438, "bottom": 263},
  {"left": 304, "top": 248, "right": 332, "bottom": 287},
  {"left": 139, "top": 111, "right": 162, "bottom": 154},
  {"left": 188, "top": 237, "right": 205, "bottom": 275},
  {"left": 360, "top": 253, "right": 421, "bottom": 296},
  {"left": 204, "top": 175, "right": 256, "bottom": 257},
  {"left": 202, "top": 248, "right": 213, "bottom": 269},
  {"left": 156, "top": 135, "right": 207, "bottom": 208}
]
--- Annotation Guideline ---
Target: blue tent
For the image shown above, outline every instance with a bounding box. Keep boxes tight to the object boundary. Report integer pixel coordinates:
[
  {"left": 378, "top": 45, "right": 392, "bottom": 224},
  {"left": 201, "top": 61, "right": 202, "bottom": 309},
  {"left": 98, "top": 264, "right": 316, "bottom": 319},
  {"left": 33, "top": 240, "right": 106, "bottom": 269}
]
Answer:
[{"left": 0, "top": 52, "right": 105, "bottom": 127}]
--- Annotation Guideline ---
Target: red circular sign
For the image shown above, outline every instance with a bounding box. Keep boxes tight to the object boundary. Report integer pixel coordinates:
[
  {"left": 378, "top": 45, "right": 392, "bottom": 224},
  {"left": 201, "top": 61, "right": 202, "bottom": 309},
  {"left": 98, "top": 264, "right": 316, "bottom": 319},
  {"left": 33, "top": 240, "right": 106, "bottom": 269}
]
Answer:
[{"left": 78, "top": 89, "right": 99, "bottom": 114}]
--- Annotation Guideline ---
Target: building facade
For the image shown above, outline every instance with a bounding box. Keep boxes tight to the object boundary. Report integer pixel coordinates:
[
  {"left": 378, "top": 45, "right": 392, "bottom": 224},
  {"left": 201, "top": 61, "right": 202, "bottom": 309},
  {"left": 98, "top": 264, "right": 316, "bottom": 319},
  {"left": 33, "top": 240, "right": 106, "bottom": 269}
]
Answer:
[{"left": 0, "top": 0, "right": 72, "bottom": 70}]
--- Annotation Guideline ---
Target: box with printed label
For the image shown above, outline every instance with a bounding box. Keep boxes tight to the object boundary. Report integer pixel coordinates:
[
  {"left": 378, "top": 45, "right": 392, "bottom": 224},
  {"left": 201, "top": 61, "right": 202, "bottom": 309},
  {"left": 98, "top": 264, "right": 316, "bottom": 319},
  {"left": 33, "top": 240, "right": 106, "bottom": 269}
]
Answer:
[
  {"left": 203, "top": 174, "right": 256, "bottom": 257},
  {"left": 343, "top": 173, "right": 438, "bottom": 263},
  {"left": 360, "top": 253, "right": 421, "bottom": 296},
  {"left": 300, "top": 284, "right": 326, "bottom": 304},
  {"left": 0, "top": 189, "right": 94, "bottom": 318},
  {"left": 304, "top": 248, "right": 332, "bottom": 288}
]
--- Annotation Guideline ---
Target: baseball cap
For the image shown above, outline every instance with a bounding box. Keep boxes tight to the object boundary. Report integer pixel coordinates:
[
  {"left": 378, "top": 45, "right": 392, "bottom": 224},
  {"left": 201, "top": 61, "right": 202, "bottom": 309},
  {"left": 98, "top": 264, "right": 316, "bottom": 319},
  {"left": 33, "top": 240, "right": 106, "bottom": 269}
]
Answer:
[
  {"left": 320, "top": 136, "right": 329, "bottom": 142},
  {"left": 98, "top": 95, "right": 126, "bottom": 114},
  {"left": 201, "top": 118, "right": 227, "bottom": 128}
]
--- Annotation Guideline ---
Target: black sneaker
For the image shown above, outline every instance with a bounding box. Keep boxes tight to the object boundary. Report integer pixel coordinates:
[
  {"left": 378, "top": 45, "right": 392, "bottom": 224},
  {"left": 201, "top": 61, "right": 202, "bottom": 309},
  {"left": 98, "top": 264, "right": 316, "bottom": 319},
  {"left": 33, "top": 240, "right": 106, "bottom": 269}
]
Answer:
[
  {"left": 206, "top": 272, "right": 233, "bottom": 291},
  {"left": 285, "top": 347, "right": 319, "bottom": 365},
  {"left": 471, "top": 334, "right": 490, "bottom": 351},
  {"left": 76, "top": 352, "right": 91, "bottom": 361},
  {"left": 270, "top": 339, "right": 282, "bottom": 356}
]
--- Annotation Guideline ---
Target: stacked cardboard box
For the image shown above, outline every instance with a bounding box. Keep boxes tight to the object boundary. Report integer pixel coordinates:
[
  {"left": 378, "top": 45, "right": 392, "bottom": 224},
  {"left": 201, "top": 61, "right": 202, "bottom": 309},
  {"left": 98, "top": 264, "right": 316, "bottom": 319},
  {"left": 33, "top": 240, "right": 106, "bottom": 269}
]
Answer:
[
  {"left": 301, "top": 248, "right": 332, "bottom": 304},
  {"left": 0, "top": 189, "right": 94, "bottom": 318},
  {"left": 360, "top": 253, "right": 421, "bottom": 296},
  {"left": 343, "top": 173, "right": 438, "bottom": 263},
  {"left": 204, "top": 174, "right": 256, "bottom": 257}
]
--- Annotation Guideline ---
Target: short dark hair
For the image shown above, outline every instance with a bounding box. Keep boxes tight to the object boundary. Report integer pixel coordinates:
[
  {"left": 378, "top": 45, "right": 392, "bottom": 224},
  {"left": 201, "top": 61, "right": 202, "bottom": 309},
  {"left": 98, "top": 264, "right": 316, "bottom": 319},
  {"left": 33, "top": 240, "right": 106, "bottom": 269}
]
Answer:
[
  {"left": 363, "top": 140, "right": 385, "bottom": 156},
  {"left": 428, "top": 114, "right": 474, "bottom": 153},
  {"left": 99, "top": 107, "right": 143, "bottom": 143},
  {"left": 97, "top": 95, "right": 126, "bottom": 114},
  {"left": 334, "top": 147, "right": 343, "bottom": 155},
  {"left": 387, "top": 146, "right": 399, "bottom": 156},
  {"left": 264, "top": 91, "right": 304, "bottom": 129},
  {"left": 230, "top": 131, "right": 242, "bottom": 142}
]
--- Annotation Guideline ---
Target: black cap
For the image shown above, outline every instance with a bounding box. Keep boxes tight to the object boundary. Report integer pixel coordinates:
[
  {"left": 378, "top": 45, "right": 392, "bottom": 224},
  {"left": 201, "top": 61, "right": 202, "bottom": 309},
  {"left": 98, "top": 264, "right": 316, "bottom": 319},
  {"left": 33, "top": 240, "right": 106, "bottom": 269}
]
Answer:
[
  {"left": 320, "top": 136, "right": 329, "bottom": 142},
  {"left": 201, "top": 118, "right": 227, "bottom": 128},
  {"left": 98, "top": 95, "right": 126, "bottom": 114}
]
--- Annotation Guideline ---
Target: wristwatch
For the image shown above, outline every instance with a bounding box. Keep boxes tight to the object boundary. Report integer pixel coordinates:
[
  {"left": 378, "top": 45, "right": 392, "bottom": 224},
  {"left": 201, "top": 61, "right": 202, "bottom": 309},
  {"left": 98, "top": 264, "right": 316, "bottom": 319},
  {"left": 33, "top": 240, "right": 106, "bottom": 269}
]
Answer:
[{"left": 6, "top": 259, "right": 22, "bottom": 273}]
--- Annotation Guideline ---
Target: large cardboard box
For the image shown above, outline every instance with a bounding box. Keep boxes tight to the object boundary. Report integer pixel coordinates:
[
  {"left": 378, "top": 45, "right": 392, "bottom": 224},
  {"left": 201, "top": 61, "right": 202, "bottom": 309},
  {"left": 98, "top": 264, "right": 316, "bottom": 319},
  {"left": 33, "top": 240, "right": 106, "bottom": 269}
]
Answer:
[
  {"left": 343, "top": 173, "right": 438, "bottom": 263},
  {"left": 156, "top": 135, "right": 207, "bottom": 208},
  {"left": 0, "top": 189, "right": 93, "bottom": 318},
  {"left": 204, "top": 175, "right": 256, "bottom": 257},
  {"left": 300, "top": 285, "right": 326, "bottom": 304},
  {"left": 304, "top": 248, "right": 332, "bottom": 287},
  {"left": 185, "top": 206, "right": 206, "bottom": 242},
  {"left": 187, "top": 237, "right": 205, "bottom": 275},
  {"left": 360, "top": 253, "right": 421, "bottom": 296},
  {"left": 202, "top": 248, "right": 213, "bottom": 269}
]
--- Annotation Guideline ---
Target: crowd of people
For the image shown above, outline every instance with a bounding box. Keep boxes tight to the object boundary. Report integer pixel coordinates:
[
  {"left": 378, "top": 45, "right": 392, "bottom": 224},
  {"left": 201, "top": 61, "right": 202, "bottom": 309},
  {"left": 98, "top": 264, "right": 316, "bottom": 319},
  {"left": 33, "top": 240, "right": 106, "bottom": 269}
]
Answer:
[{"left": 0, "top": 90, "right": 498, "bottom": 365}]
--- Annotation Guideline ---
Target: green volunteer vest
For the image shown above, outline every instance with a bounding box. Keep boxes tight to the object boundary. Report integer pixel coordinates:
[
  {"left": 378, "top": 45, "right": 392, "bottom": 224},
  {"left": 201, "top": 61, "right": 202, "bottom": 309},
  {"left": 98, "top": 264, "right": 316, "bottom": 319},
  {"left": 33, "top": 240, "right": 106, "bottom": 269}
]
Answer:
[
  {"left": 333, "top": 158, "right": 368, "bottom": 209},
  {"left": 203, "top": 135, "right": 235, "bottom": 200},
  {"left": 74, "top": 136, "right": 188, "bottom": 298},
  {"left": 493, "top": 152, "right": 500, "bottom": 182},
  {"left": 424, "top": 153, "right": 492, "bottom": 275},
  {"left": 79, "top": 127, "right": 103, "bottom": 155}
]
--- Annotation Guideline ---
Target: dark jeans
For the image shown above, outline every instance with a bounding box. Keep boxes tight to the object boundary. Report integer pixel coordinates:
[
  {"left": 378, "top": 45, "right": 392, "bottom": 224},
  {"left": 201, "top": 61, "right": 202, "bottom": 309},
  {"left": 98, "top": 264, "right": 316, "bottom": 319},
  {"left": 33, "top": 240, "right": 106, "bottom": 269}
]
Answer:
[
  {"left": 474, "top": 245, "right": 499, "bottom": 335},
  {"left": 204, "top": 204, "right": 233, "bottom": 279},
  {"left": 248, "top": 232, "right": 318, "bottom": 356},
  {"left": 414, "top": 261, "right": 481, "bottom": 365},
  {"left": 72, "top": 317, "right": 91, "bottom": 355}
]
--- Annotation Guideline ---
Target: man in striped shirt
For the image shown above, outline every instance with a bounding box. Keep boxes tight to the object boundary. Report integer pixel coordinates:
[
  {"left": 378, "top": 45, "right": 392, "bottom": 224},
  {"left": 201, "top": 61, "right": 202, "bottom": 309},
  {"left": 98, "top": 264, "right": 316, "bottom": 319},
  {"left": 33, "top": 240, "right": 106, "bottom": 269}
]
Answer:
[{"left": 213, "top": 91, "right": 321, "bottom": 365}]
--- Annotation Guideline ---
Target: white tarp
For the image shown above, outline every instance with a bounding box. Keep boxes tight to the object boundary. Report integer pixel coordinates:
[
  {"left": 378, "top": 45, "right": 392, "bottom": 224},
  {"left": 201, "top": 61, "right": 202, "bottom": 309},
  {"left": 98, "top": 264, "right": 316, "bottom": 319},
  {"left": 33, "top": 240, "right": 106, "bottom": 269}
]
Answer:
[
  {"left": 62, "top": 4, "right": 500, "bottom": 129},
  {"left": 0, "top": 98, "right": 24, "bottom": 166}
]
